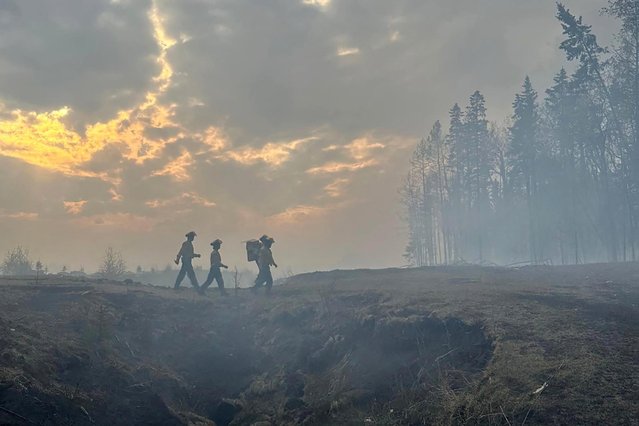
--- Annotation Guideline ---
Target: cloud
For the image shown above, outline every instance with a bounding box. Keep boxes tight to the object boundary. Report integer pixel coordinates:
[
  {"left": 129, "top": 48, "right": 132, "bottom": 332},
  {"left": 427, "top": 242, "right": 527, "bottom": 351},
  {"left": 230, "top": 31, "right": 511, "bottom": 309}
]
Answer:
[
  {"left": 0, "top": 210, "right": 39, "bottom": 221},
  {"left": 346, "top": 137, "right": 385, "bottom": 160},
  {"left": 307, "top": 159, "right": 377, "bottom": 175},
  {"left": 0, "top": 0, "right": 618, "bottom": 272},
  {"left": 302, "top": 0, "right": 331, "bottom": 9},
  {"left": 71, "top": 212, "right": 157, "bottom": 232},
  {"left": 151, "top": 151, "right": 193, "bottom": 181},
  {"left": 0, "top": 0, "right": 180, "bottom": 184},
  {"left": 337, "top": 47, "right": 360, "bottom": 57},
  {"left": 222, "top": 136, "right": 318, "bottom": 167},
  {"left": 0, "top": 0, "right": 157, "bottom": 122},
  {"left": 198, "top": 127, "right": 228, "bottom": 151},
  {"left": 146, "top": 192, "right": 216, "bottom": 209},
  {"left": 64, "top": 200, "right": 88, "bottom": 215},
  {"left": 306, "top": 135, "right": 388, "bottom": 174},
  {"left": 0, "top": 106, "right": 96, "bottom": 176},
  {"left": 324, "top": 178, "right": 350, "bottom": 198},
  {"left": 267, "top": 203, "right": 338, "bottom": 225}
]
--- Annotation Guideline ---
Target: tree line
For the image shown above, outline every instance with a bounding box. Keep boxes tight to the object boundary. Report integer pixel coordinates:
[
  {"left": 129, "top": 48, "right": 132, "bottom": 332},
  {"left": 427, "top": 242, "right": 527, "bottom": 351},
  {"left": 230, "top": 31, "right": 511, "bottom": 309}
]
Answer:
[
  {"left": 0, "top": 246, "right": 258, "bottom": 288},
  {"left": 402, "top": 1, "right": 639, "bottom": 266},
  {"left": 1, "top": 246, "right": 124, "bottom": 279}
]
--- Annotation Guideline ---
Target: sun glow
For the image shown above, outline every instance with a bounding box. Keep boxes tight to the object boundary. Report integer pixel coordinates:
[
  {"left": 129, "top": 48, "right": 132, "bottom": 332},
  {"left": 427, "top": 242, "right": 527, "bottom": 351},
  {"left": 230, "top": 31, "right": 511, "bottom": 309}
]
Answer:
[{"left": 0, "top": 0, "right": 181, "bottom": 180}]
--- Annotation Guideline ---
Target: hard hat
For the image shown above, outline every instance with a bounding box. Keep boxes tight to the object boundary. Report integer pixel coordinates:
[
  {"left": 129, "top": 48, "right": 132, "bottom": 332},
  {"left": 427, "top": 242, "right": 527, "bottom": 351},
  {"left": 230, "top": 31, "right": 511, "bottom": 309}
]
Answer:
[
  {"left": 186, "top": 231, "right": 197, "bottom": 237},
  {"left": 211, "top": 239, "right": 223, "bottom": 246}
]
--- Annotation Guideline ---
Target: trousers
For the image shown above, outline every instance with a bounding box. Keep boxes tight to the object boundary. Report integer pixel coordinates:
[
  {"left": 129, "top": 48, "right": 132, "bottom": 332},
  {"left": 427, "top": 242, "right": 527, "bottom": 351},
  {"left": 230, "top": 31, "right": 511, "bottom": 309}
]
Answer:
[
  {"left": 175, "top": 259, "right": 199, "bottom": 289},
  {"left": 254, "top": 266, "right": 273, "bottom": 289},
  {"left": 201, "top": 267, "right": 224, "bottom": 291}
]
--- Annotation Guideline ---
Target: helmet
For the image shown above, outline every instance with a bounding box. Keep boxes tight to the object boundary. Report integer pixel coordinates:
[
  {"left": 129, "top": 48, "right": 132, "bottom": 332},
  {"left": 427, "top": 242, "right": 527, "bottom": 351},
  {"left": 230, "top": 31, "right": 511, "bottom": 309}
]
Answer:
[
  {"left": 211, "top": 239, "right": 223, "bottom": 246},
  {"left": 185, "top": 231, "right": 197, "bottom": 238}
]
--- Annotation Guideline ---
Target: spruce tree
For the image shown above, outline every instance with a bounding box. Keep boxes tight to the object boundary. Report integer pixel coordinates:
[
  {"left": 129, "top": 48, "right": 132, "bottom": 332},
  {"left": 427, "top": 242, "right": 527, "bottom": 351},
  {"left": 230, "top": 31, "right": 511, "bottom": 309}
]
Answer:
[
  {"left": 510, "top": 77, "right": 541, "bottom": 263},
  {"left": 464, "top": 91, "right": 490, "bottom": 263}
]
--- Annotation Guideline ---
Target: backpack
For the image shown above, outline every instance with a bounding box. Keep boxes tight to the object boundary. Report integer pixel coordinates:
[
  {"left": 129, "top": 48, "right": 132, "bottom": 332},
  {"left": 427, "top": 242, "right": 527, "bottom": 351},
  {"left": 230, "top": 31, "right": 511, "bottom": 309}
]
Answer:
[{"left": 246, "top": 239, "right": 263, "bottom": 262}]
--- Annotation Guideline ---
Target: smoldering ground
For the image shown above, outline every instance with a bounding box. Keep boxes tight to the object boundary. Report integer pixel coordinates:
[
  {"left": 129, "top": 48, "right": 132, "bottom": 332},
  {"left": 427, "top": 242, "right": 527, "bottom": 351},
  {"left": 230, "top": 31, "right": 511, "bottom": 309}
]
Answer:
[{"left": 1, "top": 263, "right": 638, "bottom": 425}]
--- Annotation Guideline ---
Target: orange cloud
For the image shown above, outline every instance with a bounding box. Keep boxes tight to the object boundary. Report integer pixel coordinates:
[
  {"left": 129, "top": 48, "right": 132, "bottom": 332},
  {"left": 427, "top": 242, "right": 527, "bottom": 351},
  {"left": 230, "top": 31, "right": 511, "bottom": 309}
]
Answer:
[
  {"left": 306, "top": 136, "right": 387, "bottom": 175},
  {"left": 109, "top": 188, "right": 123, "bottom": 202},
  {"left": 346, "top": 137, "right": 385, "bottom": 160},
  {"left": 324, "top": 178, "right": 350, "bottom": 198},
  {"left": 0, "top": 107, "right": 103, "bottom": 177},
  {"left": 267, "top": 200, "right": 352, "bottom": 226},
  {"left": 306, "top": 159, "right": 377, "bottom": 175},
  {"left": 149, "top": 1, "right": 176, "bottom": 93},
  {"left": 322, "top": 144, "right": 340, "bottom": 152},
  {"left": 151, "top": 151, "right": 193, "bottom": 181},
  {"left": 267, "top": 204, "right": 333, "bottom": 225},
  {"left": 0, "top": 0, "right": 180, "bottom": 179},
  {"left": 63, "top": 200, "right": 88, "bottom": 215},
  {"left": 146, "top": 192, "right": 216, "bottom": 209},
  {"left": 198, "top": 127, "right": 228, "bottom": 152},
  {"left": 0, "top": 210, "right": 39, "bottom": 221},
  {"left": 222, "top": 136, "right": 317, "bottom": 167}
]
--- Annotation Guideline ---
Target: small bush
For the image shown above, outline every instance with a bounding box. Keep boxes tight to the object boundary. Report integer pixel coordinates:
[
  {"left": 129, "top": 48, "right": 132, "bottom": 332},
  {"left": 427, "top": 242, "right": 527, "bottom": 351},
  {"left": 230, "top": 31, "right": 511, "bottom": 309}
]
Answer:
[
  {"left": 99, "top": 247, "right": 126, "bottom": 280},
  {"left": 1, "top": 246, "right": 33, "bottom": 275}
]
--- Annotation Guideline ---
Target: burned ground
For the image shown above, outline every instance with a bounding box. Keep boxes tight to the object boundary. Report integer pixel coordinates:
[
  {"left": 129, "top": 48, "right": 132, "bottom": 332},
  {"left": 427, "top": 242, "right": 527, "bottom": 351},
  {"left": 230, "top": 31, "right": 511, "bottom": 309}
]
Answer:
[{"left": 0, "top": 264, "right": 637, "bottom": 425}]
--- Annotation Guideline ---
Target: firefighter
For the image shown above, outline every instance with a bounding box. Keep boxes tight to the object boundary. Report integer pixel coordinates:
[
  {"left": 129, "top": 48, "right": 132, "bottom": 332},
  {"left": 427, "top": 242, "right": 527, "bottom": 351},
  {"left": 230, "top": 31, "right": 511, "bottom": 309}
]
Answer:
[
  {"left": 253, "top": 236, "right": 277, "bottom": 292},
  {"left": 174, "top": 231, "right": 201, "bottom": 290},
  {"left": 201, "top": 239, "right": 228, "bottom": 295}
]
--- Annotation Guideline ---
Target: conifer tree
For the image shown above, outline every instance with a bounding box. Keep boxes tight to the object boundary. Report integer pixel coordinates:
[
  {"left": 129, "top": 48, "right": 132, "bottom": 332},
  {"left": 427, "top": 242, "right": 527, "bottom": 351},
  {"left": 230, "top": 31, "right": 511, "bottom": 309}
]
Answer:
[
  {"left": 510, "top": 77, "right": 541, "bottom": 263},
  {"left": 464, "top": 91, "right": 490, "bottom": 263}
]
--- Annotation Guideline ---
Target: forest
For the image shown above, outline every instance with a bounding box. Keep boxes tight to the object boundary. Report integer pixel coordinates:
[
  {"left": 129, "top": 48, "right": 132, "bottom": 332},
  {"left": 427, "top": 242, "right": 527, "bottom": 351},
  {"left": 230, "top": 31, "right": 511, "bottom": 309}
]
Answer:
[{"left": 402, "top": 1, "right": 639, "bottom": 266}]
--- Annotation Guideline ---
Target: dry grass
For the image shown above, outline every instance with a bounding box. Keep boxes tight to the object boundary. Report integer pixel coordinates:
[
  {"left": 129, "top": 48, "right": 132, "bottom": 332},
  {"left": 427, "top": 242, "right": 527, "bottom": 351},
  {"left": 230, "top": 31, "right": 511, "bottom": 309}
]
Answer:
[{"left": 0, "top": 263, "right": 637, "bottom": 425}]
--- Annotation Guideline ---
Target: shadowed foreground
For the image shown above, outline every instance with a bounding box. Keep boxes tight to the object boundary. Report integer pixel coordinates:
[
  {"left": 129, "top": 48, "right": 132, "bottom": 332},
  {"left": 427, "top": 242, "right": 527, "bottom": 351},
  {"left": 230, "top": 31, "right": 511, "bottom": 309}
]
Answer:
[{"left": 0, "top": 264, "right": 637, "bottom": 425}]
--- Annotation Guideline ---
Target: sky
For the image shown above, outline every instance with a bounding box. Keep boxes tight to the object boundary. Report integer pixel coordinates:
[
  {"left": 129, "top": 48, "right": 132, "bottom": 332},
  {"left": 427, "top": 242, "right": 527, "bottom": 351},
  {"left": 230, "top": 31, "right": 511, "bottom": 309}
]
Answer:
[{"left": 0, "top": 0, "right": 618, "bottom": 274}]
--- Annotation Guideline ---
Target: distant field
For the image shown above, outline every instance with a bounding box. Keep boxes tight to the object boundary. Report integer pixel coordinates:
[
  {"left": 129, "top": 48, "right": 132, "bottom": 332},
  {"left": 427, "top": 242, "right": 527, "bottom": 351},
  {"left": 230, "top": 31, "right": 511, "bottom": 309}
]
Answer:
[{"left": 0, "top": 264, "right": 637, "bottom": 425}]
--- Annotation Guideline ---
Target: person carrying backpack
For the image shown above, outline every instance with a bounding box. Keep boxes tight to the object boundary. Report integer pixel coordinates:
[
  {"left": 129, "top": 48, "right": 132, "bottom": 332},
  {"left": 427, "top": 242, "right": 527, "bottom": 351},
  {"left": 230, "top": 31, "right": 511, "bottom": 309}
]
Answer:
[{"left": 253, "top": 236, "right": 277, "bottom": 293}]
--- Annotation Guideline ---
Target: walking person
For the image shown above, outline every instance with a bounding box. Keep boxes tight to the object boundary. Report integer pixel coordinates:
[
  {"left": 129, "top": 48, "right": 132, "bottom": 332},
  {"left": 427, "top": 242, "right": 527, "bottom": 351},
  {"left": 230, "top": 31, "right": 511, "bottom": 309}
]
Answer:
[
  {"left": 253, "top": 236, "right": 277, "bottom": 293},
  {"left": 246, "top": 235, "right": 269, "bottom": 269},
  {"left": 201, "top": 239, "right": 228, "bottom": 295},
  {"left": 174, "top": 231, "right": 201, "bottom": 291}
]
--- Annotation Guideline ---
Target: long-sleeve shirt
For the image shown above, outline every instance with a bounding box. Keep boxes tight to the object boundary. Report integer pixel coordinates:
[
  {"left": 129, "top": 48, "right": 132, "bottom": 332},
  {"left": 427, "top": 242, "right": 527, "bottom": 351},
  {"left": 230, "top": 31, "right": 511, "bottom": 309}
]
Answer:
[
  {"left": 210, "top": 250, "right": 223, "bottom": 268},
  {"left": 258, "top": 247, "right": 275, "bottom": 269},
  {"left": 177, "top": 241, "right": 195, "bottom": 262}
]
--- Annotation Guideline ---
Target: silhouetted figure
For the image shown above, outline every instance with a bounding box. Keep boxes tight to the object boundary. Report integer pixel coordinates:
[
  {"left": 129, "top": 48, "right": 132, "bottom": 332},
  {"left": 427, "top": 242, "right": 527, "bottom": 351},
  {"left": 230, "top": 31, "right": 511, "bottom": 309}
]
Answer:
[
  {"left": 174, "top": 231, "right": 201, "bottom": 290},
  {"left": 253, "top": 236, "right": 277, "bottom": 292},
  {"left": 246, "top": 235, "right": 269, "bottom": 267},
  {"left": 201, "top": 239, "right": 228, "bottom": 295}
]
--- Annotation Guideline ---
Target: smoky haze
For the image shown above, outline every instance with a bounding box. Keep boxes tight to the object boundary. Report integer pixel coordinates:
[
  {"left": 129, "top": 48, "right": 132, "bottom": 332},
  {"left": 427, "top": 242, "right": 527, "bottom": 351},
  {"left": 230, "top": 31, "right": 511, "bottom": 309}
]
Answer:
[
  {"left": 0, "top": 0, "right": 618, "bottom": 274},
  {"left": 401, "top": 2, "right": 639, "bottom": 267}
]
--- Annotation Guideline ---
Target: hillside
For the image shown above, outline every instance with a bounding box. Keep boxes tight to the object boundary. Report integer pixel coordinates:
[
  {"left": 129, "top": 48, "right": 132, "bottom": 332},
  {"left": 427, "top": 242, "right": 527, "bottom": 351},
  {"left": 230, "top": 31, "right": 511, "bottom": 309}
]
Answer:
[{"left": 0, "top": 264, "right": 637, "bottom": 425}]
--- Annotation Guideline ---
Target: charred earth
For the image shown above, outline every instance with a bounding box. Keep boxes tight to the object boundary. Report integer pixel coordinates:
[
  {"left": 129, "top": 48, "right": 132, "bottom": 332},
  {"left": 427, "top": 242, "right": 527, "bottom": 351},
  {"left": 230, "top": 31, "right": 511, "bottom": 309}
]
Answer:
[{"left": 0, "top": 264, "right": 637, "bottom": 425}]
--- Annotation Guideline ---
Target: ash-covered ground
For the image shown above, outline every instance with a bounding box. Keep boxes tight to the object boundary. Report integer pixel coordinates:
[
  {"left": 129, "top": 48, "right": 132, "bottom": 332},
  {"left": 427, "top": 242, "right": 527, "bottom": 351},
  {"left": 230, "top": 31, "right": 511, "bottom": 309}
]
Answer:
[{"left": 0, "top": 264, "right": 637, "bottom": 425}]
